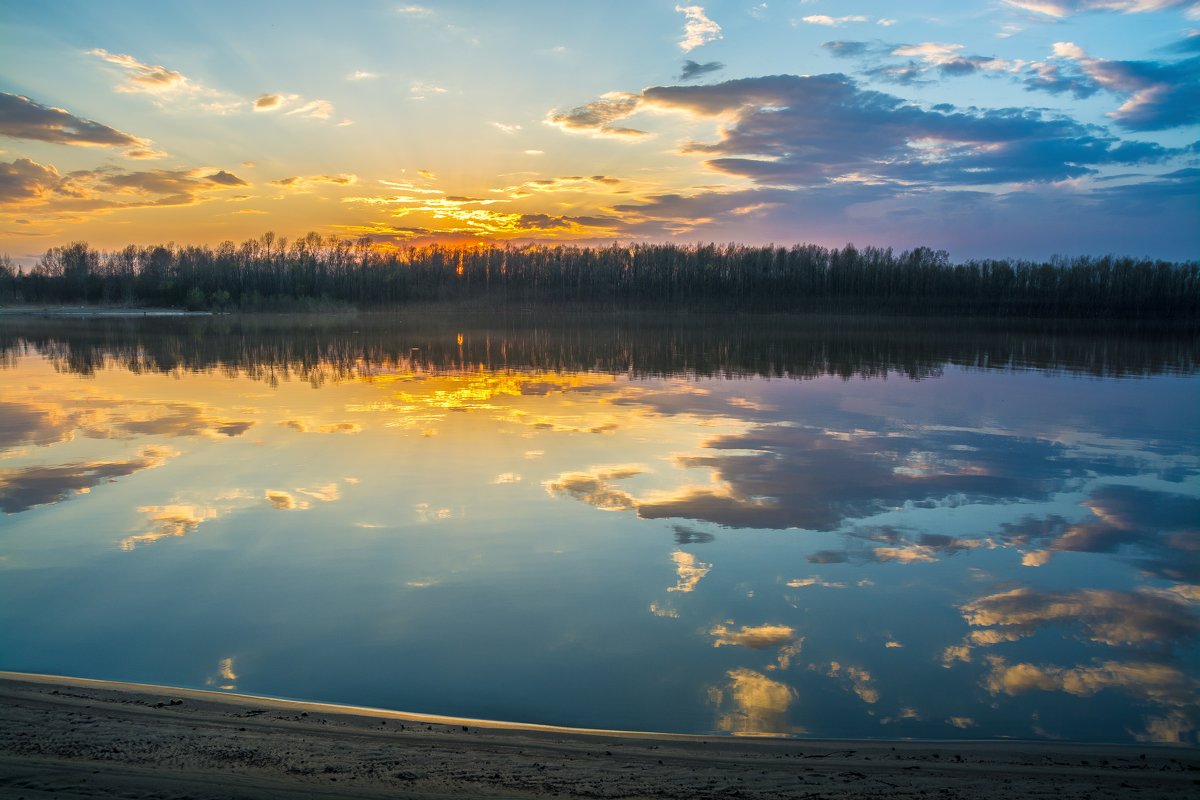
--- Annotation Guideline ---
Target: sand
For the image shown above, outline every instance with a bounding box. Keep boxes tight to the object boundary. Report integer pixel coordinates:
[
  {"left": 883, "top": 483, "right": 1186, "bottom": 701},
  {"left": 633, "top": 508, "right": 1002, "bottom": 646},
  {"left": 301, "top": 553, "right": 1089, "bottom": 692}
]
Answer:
[{"left": 0, "top": 672, "right": 1196, "bottom": 799}]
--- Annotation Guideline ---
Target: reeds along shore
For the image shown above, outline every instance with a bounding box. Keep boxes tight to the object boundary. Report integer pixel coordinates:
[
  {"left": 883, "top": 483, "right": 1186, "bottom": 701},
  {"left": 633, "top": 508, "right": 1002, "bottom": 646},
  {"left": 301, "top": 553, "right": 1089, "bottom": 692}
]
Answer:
[{"left": 3, "top": 235, "right": 1197, "bottom": 317}]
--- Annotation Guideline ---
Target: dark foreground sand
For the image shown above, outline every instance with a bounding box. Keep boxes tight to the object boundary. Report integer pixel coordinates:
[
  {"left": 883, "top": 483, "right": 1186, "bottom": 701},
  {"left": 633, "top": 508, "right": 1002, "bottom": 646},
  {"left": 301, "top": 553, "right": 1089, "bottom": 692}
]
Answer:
[{"left": 1, "top": 673, "right": 1196, "bottom": 800}]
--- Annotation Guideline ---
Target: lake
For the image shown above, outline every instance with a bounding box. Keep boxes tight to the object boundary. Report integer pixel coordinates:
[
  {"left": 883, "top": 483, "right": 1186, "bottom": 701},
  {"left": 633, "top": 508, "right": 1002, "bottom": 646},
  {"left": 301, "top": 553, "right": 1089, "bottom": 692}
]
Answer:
[{"left": 1, "top": 313, "right": 1197, "bottom": 743}]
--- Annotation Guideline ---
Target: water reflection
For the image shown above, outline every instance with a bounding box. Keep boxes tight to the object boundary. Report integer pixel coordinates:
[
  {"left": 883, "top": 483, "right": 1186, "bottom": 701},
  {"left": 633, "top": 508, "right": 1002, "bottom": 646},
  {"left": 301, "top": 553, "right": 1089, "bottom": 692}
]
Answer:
[
  {"left": 710, "top": 668, "right": 799, "bottom": 736},
  {"left": 0, "top": 315, "right": 1196, "bottom": 744},
  {"left": 0, "top": 446, "right": 177, "bottom": 513},
  {"left": 2, "top": 313, "right": 1195, "bottom": 381},
  {"left": 1001, "top": 486, "right": 1200, "bottom": 580}
]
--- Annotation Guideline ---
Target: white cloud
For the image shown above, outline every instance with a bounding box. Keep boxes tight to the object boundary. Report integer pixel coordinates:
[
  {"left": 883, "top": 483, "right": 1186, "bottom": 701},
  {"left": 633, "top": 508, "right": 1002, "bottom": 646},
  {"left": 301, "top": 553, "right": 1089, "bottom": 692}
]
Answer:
[
  {"left": 285, "top": 99, "right": 334, "bottom": 119},
  {"left": 676, "top": 5, "right": 722, "bottom": 52},
  {"left": 87, "top": 49, "right": 190, "bottom": 96},
  {"left": 86, "top": 48, "right": 242, "bottom": 114},
  {"left": 410, "top": 82, "right": 448, "bottom": 100},
  {"left": 892, "top": 42, "right": 966, "bottom": 65},
  {"left": 1003, "top": 0, "right": 1197, "bottom": 16},
  {"left": 801, "top": 15, "right": 870, "bottom": 26}
]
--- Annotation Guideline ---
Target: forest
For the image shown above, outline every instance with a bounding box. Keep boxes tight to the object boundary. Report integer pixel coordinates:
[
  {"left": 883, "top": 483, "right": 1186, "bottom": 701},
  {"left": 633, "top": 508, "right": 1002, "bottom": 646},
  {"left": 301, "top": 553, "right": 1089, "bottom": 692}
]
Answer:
[{"left": 2, "top": 233, "right": 1197, "bottom": 318}]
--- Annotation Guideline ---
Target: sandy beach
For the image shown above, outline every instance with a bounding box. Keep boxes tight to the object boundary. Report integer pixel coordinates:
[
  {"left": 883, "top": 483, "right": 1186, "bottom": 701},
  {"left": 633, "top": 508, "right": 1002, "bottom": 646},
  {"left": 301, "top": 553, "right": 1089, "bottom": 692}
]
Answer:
[{"left": 0, "top": 672, "right": 1195, "bottom": 799}]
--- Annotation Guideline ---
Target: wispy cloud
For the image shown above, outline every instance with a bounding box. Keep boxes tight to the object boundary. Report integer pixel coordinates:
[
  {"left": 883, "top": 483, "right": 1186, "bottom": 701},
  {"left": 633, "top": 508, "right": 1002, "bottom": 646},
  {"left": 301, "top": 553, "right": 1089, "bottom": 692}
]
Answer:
[
  {"left": 273, "top": 175, "right": 360, "bottom": 190},
  {"left": 800, "top": 15, "right": 870, "bottom": 26},
  {"left": 825, "top": 33, "right": 1197, "bottom": 130},
  {"left": 285, "top": 99, "right": 334, "bottom": 119},
  {"left": 410, "top": 82, "right": 448, "bottom": 100},
  {"left": 86, "top": 48, "right": 242, "bottom": 114},
  {"left": 491, "top": 174, "right": 620, "bottom": 199},
  {"left": 253, "top": 93, "right": 336, "bottom": 121},
  {"left": 1037, "top": 40, "right": 1200, "bottom": 129},
  {"left": 87, "top": 48, "right": 189, "bottom": 95},
  {"left": 544, "top": 92, "right": 647, "bottom": 138},
  {"left": 0, "top": 158, "right": 251, "bottom": 217},
  {"left": 1003, "top": 0, "right": 1198, "bottom": 17},
  {"left": 0, "top": 92, "right": 159, "bottom": 158},
  {"left": 679, "top": 59, "right": 725, "bottom": 81},
  {"left": 0, "top": 445, "right": 177, "bottom": 513},
  {"left": 676, "top": 4, "right": 722, "bottom": 52}
]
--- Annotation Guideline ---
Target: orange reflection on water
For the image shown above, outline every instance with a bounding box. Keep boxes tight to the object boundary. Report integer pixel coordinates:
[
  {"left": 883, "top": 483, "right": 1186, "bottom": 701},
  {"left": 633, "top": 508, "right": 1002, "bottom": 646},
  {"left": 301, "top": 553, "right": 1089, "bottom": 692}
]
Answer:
[{"left": 709, "top": 668, "right": 799, "bottom": 736}]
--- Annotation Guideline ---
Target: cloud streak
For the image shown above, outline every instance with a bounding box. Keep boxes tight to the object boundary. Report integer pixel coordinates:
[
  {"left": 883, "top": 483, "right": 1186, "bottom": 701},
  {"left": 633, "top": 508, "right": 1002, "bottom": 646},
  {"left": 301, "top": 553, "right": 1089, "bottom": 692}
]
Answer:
[
  {"left": 0, "top": 159, "right": 250, "bottom": 213},
  {"left": 0, "top": 93, "right": 156, "bottom": 157},
  {"left": 0, "top": 445, "right": 177, "bottom": 513},
  {"left": 87, "top": 49, "right": 189, "bottom": 96},
  {"left": 679, "top": 59, "right": 725, "bottom": 81},
  {"left": 545, "top": 92, "right": 647, "bottom": 138},
  {"left": 1003, "top": 0, "right": 1198, "bottom": 16}
]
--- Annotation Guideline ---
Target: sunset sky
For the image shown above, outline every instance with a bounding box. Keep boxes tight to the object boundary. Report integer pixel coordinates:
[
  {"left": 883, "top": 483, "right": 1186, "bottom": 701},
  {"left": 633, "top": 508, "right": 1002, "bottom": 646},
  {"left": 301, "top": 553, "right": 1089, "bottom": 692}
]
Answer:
[{"left": 1, "top": 0, "right": 1197, "bottom": 263}]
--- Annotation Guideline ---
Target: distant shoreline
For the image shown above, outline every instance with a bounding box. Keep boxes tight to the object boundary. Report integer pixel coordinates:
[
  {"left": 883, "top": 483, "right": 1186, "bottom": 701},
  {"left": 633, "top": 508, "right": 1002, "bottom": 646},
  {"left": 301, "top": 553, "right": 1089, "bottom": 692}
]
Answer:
[
  {"left": 0, "top": 305, "right": 213, "bottom": 318},
  {"left": 1, "top": 672, "right": 1196, "bottom": 799},
  {"left": 1, "top": 303, "right": 1196, "bottom": 327},
  {"left": 7, "top": 239, "right": 1197, "bottom": 319}
]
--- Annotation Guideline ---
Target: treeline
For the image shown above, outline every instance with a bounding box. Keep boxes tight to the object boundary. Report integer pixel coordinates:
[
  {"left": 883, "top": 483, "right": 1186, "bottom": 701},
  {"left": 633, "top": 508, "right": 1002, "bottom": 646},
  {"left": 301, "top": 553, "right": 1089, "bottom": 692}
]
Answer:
[
  {"left": 1, "top": 313, "right": 1195, "bottom": 383},
  {"left": 2, "top": 233, "right": 1197, "bottom": 317}
]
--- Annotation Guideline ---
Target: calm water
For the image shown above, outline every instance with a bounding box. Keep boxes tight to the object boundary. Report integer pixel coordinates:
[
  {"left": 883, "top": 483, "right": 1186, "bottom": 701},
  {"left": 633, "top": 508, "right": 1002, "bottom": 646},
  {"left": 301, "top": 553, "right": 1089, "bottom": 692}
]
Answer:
[{"left": 1, "top": 314, "right": 1197, "bottom": 743}]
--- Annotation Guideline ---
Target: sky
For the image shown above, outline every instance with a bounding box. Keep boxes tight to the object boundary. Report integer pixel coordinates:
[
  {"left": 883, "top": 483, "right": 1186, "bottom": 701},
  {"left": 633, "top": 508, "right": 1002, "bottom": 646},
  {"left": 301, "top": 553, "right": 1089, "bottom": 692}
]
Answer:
[{"left": 1, "top": 0, "right": 1198, "bottom": 263}]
